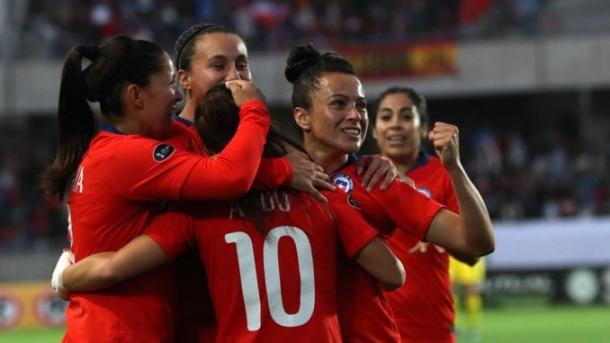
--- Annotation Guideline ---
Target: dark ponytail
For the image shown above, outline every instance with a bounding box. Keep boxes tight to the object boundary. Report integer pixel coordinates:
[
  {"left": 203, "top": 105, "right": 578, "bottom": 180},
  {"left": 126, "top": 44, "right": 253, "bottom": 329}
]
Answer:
[
  {"left": 41, "top": 46, "right": 98, "bottom": 199},
  {"left": 197, "top": 84, "right": 305, "bottom": 233},
  {"left": 41, "top": 36, "right": 168, "bottom": 199}
]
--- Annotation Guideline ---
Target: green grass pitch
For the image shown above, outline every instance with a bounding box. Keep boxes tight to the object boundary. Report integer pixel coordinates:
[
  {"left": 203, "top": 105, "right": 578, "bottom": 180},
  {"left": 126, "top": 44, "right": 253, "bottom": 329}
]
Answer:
[
  {"left": 0, "top": 305, "right": 608, "bottom": 342},
  {"left": 0, "top": 327, "right": 63, "bottom": 342},
  {"left": 456, "top": 305, "right": 610, "bottom": 343}
]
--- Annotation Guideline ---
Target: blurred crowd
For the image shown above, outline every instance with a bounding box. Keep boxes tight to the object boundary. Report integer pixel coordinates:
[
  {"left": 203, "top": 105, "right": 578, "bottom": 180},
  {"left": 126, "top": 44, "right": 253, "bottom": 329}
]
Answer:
[
  {"left": 8, "top": 0, "right": 564, "bottom": 58},
  {"left": 464, "top": 127, "right": 610, "bottom": 220},
  {"left": 0, "top": 118, "right": 67, "bottom": 253}
]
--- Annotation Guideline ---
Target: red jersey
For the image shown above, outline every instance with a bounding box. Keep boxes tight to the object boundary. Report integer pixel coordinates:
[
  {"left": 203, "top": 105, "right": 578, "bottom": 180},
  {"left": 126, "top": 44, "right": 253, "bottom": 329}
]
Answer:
[
  {"left": 147, "top": 189, "right": 378, "bottom": 343},
  {"left": 331, "top": 157, "right": 444, "bottom": 343},
  {"left": 64, "top": 101, "right": 269, "bottom": 343},
  {"left": 169, "top": 113, "right": 292, "bottom": 343},
  {"left": 387, "top": 153, "right": 458, "bottom": 343},
  {"left": 168, "top": 116, "right": 215, "bottom": 343}
]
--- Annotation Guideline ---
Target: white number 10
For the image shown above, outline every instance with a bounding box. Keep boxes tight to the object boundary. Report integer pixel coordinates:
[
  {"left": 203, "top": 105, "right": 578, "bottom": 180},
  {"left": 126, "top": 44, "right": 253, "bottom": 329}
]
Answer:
[{"left": 225, "top": 226, "right": 315, "bottom": 331}]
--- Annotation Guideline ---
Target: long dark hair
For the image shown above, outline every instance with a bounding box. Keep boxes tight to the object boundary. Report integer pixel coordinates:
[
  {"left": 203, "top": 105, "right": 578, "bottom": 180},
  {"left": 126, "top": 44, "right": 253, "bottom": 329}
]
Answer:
[
  {"left": 41, "top": 36, "right": 168, "bottom": 199},
  {"left": 197, "top": 84, "right": 307, "bottom": 233}
]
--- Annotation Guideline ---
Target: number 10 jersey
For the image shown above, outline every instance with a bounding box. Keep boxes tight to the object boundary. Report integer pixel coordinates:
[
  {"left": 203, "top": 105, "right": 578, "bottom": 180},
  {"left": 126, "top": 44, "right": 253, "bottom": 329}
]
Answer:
[{"left": 147, "top": 189, "right": 379, "bottom": 343}]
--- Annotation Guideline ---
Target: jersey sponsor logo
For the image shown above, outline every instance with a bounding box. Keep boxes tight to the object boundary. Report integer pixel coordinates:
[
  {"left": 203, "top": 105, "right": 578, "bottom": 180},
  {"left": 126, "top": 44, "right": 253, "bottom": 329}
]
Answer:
[
  {"left": 152, "top": 144, "right": 175, "bottom": 162},
  {"left": 417, "top": 187, "right": 432, "bottom": 198},
  {"left": 331, "top": 173, "right": 354, "bottom": 194}
]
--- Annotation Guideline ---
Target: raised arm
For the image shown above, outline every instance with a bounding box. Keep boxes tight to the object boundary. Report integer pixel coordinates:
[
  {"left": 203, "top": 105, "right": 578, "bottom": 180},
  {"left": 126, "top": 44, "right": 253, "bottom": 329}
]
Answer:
[
  {"left": 180, "top": 81, "right": 270, "bottom": 199},
  {"left": 367, "top": 123, "right": 494, "bottom": 258},
  {"left": 109, "top": 80, "right": 270, "bottom": 202},
  {"left": 424, "top": 122, "right": 494, "bottom": 256}
]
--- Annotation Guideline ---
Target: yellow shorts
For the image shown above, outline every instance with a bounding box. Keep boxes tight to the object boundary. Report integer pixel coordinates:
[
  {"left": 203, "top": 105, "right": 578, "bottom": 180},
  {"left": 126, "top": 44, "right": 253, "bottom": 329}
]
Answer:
[{"left": 449, "top": 257, "right": 486, "bottom": 285}]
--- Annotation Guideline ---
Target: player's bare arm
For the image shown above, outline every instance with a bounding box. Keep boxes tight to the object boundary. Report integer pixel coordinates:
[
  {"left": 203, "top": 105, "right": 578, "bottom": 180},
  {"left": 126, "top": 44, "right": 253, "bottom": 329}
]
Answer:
[
  {"left": 355, "top": 237, "right": 406, "bottom": 290},
  {"left": 424, "top": 122, "right": 495, "bottom": 257},
  {"left": 59, "top": 235, "right": 166, "bottom": 294}
]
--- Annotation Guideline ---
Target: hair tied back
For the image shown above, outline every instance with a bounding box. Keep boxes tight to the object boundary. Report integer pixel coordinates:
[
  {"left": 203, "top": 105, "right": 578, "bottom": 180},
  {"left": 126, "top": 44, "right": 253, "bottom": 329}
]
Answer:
[
  {"left": 284, "top": 43, "right": 323, "bottom": 83},
  {"left": 175, "top": 23, "right": 222, "bottom": 69},
  {"left": 76, "top": 45, "right": 101, "bottom": 62}
]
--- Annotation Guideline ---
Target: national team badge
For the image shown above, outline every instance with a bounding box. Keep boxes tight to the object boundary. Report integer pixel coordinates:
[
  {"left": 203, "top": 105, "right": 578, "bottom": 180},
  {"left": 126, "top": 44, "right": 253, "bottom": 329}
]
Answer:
[
  {"left": 152, "top": 144, "right": 175, "bottom": 162},
  {"left": 347, "top": 195, "right": 361, "bottom": 209},
  {"left": 331, "top": 172, "right": 354, "bottom": 194}
]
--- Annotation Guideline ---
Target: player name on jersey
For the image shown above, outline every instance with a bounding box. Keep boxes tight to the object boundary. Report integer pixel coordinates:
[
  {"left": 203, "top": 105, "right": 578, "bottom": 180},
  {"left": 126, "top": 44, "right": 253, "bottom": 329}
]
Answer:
[{"left": 229, "top": 190, "right": 292, "bottom": 219}]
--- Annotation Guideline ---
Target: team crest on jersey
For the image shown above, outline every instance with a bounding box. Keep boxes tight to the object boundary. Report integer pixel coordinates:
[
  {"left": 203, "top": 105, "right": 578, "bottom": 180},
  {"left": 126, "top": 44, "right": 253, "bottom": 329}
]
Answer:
[
  {"left": 152, "top": 144, "right": 175, "bottom": 162},
  {"left": 417, "top": 187, "right": 432, "bottom": 198},
  {"left": 331, "top": 172, "right": 354, "bottom": 194},
  {"left": 347, "top": 195, "right": 361, "bottom": 209}
]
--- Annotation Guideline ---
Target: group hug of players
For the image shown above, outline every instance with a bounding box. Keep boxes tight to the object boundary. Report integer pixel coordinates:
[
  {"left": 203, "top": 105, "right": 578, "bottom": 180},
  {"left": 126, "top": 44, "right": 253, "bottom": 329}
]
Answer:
[{"left": 44, "top": 22, "right": 495, "bottom": 343}]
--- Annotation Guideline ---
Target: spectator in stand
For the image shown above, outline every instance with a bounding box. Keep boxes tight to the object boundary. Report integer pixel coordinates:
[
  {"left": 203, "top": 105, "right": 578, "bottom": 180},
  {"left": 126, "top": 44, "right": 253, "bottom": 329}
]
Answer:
[{"left": 15, "top": 0, "right": 548, "bottom": 58}]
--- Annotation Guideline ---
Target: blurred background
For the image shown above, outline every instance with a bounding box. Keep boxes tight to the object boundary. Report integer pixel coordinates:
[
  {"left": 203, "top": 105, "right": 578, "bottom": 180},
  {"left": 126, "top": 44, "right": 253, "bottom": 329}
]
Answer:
[{"left": 0, "top": 0, "right": 609, "bottom": 342}]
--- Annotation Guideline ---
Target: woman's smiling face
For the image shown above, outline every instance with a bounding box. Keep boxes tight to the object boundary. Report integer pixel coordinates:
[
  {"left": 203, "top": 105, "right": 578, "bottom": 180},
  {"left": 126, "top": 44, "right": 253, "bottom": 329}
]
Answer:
[
  {"left": 302, "top": 72, "right": 368, "bottom": 156},
  {"left": 373, "top": 92, "right": 425, "bottom": 163}
]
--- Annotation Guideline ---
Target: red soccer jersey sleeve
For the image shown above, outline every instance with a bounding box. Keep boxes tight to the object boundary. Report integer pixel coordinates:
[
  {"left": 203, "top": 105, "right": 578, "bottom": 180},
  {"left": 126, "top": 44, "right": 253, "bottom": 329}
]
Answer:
[
  {"left": 252, "top": 157, "right": 293, "bottom": 189},
  {"left": 166, "top": 119, "right": 208, "bottom": 155},
  {"left": 105, "top": 136, "right": 203, "bottom": 201},
  {"left": 409, "top": 155, "right": 459, "bottom": 213},
  {"left": 105, "top": 100, "right": 270, "bottom": 201},
  {"left": 333, "top": 164, "right": 444, "bottom": 240},
  {"left": 146, "top": 210, "right": 218, "bottom": 343},
  {"left": 323, "top": 189, "right": 378, "bottom": 257},
  {"left": 369, "top": 177, "right": 445, "bottom": 241},
  {"left": 146, "top": 211, "right": 196, "bottom": 260},
  {"left": 172, "top": 107, "right": 294, "bottom": 191}
]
